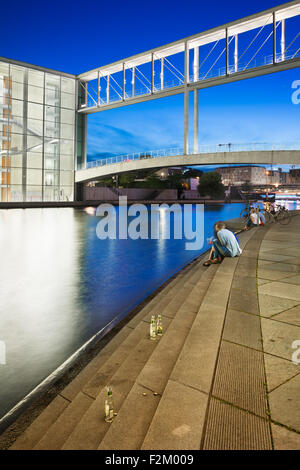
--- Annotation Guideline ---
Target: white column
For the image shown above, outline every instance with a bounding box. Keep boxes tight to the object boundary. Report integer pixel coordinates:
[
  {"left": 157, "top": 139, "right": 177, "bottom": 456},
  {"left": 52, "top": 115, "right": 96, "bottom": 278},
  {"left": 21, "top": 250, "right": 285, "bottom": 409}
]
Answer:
[
  {"left": 151, "top": 53, "right": 154, "bottom": 93},
  {"left": 184, "top": 42, "right": 189, "bottom": 155},
  {"left": 194, "top": 90, "right": 199, "bottom": 154},
  {"left": 281, "top": 19, "right": 285, "bottom": 61},
  {"left": 123, "top": 63, "right": 126, "bottom": 100},
  {"left": 160, "top": 58, "right": 164, "bottom": 90},
  {"left": 234, "top": 35, "right": 238, "bottom": 72},
  {"left": 97, "top": 71, "right": 100, "bottom": 105},
  {"left": 106, "top": 75, "right": 110, "bottom": 103},
  {"left": 132, "top": 67, "right": 135, "bottom": 97},
  {"left": 273, "top": 12, "right": 277, "bottom": 64},
  {"left": 193, "top": 47, "right": 199, "bottom": 82}
]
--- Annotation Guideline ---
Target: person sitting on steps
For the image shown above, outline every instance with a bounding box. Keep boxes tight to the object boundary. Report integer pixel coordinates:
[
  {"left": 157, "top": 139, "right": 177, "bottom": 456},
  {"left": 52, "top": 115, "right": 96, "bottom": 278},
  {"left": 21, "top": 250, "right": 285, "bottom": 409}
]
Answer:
[{"left": 203, "top": 221, "right": 242, "bottom": 266}]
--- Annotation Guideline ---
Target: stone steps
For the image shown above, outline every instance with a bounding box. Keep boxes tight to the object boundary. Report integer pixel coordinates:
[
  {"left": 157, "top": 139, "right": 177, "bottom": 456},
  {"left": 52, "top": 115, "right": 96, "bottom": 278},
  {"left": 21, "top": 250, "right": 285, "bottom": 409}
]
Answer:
[
  {"left": 61, "top": 267, "right": 212, "bottom": 450},
  {"left": 10, "top": 255, "right": 204, "bottom": 450},
  {"left": 97, "top": 267, "right": 217, "bottom": 450}
]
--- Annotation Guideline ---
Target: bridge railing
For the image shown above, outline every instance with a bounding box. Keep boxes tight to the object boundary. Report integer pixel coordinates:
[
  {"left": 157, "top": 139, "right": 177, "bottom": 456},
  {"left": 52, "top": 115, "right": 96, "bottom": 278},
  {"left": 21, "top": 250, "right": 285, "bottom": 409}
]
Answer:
[
  {"left": 79, "top": 142, "right": 300, "bottom": 171},
  {"left": 84, "top": 48, "right": 300, "bottom": 110}
]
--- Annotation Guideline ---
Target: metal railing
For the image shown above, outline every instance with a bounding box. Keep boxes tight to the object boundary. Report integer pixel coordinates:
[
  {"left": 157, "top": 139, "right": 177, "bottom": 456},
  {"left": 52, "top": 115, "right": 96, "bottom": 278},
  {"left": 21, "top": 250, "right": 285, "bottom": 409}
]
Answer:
[
  {"left": 78, "top": 142, "right": 300, "bottom": 171},
  {"left": 82, "top": 49, "right": 300, "bottom": 110}
]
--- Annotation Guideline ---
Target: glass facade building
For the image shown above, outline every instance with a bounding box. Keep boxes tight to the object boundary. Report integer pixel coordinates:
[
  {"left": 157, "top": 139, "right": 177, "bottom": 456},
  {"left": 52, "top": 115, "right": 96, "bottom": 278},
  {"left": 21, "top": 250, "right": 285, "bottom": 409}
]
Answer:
[{"left": 0, "top": 58, "right": 80, "bottom": 202}]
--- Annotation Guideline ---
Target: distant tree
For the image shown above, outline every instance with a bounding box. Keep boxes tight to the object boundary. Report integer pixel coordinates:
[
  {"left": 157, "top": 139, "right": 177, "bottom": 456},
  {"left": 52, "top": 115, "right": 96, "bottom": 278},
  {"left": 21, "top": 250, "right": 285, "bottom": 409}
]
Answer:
[
  {"left": 119, "top": 173, "right": 136, "bottom": 188},
  {"left": 197, "top": 172, "right": 225, "bottom": 199}
]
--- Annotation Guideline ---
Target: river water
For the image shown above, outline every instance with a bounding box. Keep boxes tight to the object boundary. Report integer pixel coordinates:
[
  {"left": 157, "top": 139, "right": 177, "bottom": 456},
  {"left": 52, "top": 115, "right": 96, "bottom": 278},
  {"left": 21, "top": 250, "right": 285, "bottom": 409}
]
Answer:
[{"left": 0, "top": 200, "right": 298, "bottom": 422}]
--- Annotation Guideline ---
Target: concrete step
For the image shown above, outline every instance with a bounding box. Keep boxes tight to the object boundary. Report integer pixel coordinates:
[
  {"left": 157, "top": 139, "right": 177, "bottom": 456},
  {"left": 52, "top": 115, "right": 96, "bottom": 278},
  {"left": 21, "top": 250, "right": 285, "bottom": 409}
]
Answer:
[
  {"left": 141, "top": 230, "right": 258, "bottom": 450},
  {"left": 97, "top": 268, "right": 215, "bottom": 450},
  {"left": 61, "top": 270, "right": 207, "bottom": 450}
]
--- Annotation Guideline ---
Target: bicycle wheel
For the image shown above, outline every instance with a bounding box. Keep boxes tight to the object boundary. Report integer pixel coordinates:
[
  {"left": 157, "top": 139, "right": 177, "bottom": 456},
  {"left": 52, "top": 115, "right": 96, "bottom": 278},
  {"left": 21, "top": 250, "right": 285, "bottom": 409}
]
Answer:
[
  {"left": 277, "top": 211, "right": 291, "bottom": 225},
  {"left": 264, "top": 212, "right": 272, "bottom": 224}
]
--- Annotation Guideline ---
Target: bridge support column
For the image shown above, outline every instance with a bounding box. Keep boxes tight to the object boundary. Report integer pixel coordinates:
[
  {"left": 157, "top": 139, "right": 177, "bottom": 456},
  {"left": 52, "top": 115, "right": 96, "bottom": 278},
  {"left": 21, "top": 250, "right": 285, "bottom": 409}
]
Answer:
[
  {"left": 281, "top": 19, "right": 285, "bottom": 61},
  {"left": 184, "top": 89, "right": 189, "bottom": 155},
  {"left": 234, "top": 35, "right": 238, "bottom": 72},
  {"left": 194, "top": 89, "right": 199, "bottom": 154}
]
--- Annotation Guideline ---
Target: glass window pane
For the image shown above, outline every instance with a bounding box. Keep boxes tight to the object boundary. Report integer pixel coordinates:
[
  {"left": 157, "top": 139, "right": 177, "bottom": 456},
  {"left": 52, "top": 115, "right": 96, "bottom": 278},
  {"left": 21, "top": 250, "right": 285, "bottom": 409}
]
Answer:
[
  {"left": 11, "top": 81, "right": 24, "bottom": 100},
  {"left": 10, "top": 167, "right": 22, "bottom": 184},
  {"left": 44, "top": 170, "right": 59, "bottom": 186},
  {"left": 61, "top": 108, "right": 74, "bottom": 124},
  {"left": 11, "top": 117, "right": 25, "bottom": 134},
  {"left": 11, "top": 99, "right": 24, "bottom": 117},
  {"left": 45, "top": 106, "right": 60, "bottom": 122},
  {"left": 44, "top": 120, "right": 59, "bottom": 138},
  {"left": 60, "top": 170, "right": 73, "bottom": 186},
  {"left": 27, "top": 169, "right": 42, "bottom": 185},
  {"left": 10, "top": 185, "right": 23, "bottom": 202},
  {"left": 59, "top": 186, "right": 73, "bottom": 201},
  {"left": 27, "top": 118, "right": 43, "bottom": 137},
  {"left": 27, "top": 152, "right": 42, "bottom": 168},
  {"left": 61, "top": 78, "right": 75, "bottom": 94},
  {"left": 60, "top": 123, "right": 74, "bottom": 140},
  {"left": 60, "top": 140, "right": 74, "bottom": 156},
  {"left": 26, "top": 185, "right": 43, "bottom": 201},
  {"left": 45, "top": 87, "right": 60, "bottom": 106},
  {"left": 0, "top": 62, "right": 9, "bottom": 76},
  {"left": 10, "top": 154, "right": 23, "bottom": 167},
  {"left": 27, "top": 135, "right": 43, "bottom": 152},
  {"left": 60, "top": 154, "right": 74, "bottom": 170},
  {"left": 10, "top": 133, "right": 24, "bottom": 153},
  {"left": 45, "top": 74, "right": 60, "bottom": 90},
  {"left": 28, "top": 85, "right": 44, "bottom": 104},
  {"left": 44, "top": 186, "right": 59, "bottom": 201},
  {"left": 28, "top": 102, "right": 43, "bottom": 120},
  {"left": 28, "top": 70, "right": 44, "bottom": 87},
  {"left": 61, "top": 92, "right": 75, "bottom": 109},
  {"left": 10, "top": 65, "right": 25, "bottom": 83}
]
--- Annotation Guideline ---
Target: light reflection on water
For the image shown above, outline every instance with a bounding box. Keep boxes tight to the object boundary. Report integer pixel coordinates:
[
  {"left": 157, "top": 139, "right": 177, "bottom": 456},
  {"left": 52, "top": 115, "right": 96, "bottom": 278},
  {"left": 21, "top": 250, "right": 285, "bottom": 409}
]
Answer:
[{"left": 0, "top": 201, "right": 297, "bottom": 420}]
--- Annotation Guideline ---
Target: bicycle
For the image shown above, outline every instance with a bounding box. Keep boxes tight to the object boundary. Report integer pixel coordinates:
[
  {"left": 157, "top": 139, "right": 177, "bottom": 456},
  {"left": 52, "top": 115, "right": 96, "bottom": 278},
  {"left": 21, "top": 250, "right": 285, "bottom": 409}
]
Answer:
[{"left": 264, "top": 205, "right": 291, "bottom": 225}]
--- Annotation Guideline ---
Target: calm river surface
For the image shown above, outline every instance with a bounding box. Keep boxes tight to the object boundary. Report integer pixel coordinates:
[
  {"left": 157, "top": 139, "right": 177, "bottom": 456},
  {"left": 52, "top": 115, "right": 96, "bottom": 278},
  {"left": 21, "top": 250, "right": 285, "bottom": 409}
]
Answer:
[{"left": 0, "top": 200, "right": 298, "bottom": 421}]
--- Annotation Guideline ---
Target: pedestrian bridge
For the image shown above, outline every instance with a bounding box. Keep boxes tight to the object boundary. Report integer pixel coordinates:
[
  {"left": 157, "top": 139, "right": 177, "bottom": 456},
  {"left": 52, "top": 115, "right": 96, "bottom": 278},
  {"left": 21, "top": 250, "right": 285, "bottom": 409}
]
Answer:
[{"left": 75, "top": 143, "right": 300, "bottom": 183}]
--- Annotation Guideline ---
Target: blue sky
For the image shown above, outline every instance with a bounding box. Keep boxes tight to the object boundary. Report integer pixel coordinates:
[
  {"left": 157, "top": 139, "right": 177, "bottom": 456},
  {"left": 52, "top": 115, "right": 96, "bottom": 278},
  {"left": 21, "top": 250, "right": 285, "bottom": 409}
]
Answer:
[{"left": 1, "top": 0, "right": 300, "bottom": 165}]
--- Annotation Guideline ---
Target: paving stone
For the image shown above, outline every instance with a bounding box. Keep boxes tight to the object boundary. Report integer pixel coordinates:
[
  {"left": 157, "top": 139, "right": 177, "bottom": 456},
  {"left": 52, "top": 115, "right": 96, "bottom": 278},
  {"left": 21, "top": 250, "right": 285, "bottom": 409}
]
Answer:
[
  {"left": 269, "top": 375, "right": 300, "bottom": 431},
  {"left": 229, "top": 288, "right": 259, "bottom": 315},
  {"left": 262, "top": 262, "right": 300, "bottom": 274},
  {"left": 259, "top": 282, "right": 300, "bottom": 302},
  {"left": 10, "top": 395, "right": 70, "bottom": 450},
  {"left": 273, "top": 305, "right": 300, "bottom": 326},
  {"left": 271, "top": 424, "right": 300, "bottom": 450},
  {"left": 257, "top": 279, "right": 271, "bottom": 286},
  {"left": 257, "top": 269, "right": 295, "bottom": 281},
  {"left": 231, "top": 275, "right": 257, "bottom": 292},
  {"left": 259, "top": 294, "right": 299, "bottom": 318},
  {"left": 261, "top": 318, "right": 300, "bottom": 360},
  {"left": 34, "top": 392, "right": 93, "bottom": 450},
  {"left": 142, "top": 380, "right": 208, "bottom": 450},
  {"left": 98, "top": 383, "right": 160, "bottom": 450},
  {"left": 264, "top": 353, "right": 299, "bottom": 392},
  {"left": 223, "top": 309, "right": 262, "bottom": 350},
  {"left": 280, "top": 274, "right": 300, "bottom": 285},
  {"left": 259, "top": 253, "right": 294, "bottom": 263},
  {"left": 203, "top": 398, "right": 271, "bottom": 450},
  {"left": 213, "top": 342, "right": 267, "bottom": 417}
]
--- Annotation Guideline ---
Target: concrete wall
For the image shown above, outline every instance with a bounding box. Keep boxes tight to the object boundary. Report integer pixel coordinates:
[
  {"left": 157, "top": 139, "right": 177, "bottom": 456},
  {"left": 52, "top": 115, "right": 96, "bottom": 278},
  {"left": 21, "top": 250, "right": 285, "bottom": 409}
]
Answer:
[{"left": 84, "top": 187, "right": 178, "bottom": 201}]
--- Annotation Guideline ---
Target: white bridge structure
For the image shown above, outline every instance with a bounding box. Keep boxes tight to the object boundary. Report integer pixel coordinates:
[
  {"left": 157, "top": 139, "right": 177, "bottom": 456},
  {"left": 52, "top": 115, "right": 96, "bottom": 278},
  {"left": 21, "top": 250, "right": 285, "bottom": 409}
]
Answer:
[
  {"left": 75, "top": 143, "right": 300, "bottom": 182},
  {"left": 76, "top": 1, "right": 300, "bottom": 180}
]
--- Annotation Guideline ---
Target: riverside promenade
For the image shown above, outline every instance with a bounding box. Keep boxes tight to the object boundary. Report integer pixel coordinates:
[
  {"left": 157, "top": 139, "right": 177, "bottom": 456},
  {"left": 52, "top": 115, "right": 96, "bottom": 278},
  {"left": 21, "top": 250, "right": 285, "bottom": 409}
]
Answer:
[{"left": 7, "top": 216, "right": 300, "bottom": 450}]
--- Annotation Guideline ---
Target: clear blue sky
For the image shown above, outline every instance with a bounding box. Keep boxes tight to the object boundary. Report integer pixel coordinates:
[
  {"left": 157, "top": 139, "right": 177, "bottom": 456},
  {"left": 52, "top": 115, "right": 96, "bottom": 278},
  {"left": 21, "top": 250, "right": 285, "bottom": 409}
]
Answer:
[{"left": 1, "top": 0, "right": 300, "bottom": 162}]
